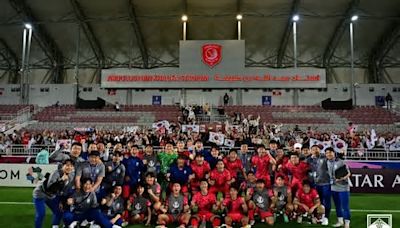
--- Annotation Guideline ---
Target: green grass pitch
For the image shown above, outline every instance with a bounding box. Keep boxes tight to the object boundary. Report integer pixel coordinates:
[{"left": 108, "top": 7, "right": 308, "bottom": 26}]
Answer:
[{"left": 0, "top": 187, "right": 399, "bottom": 227}]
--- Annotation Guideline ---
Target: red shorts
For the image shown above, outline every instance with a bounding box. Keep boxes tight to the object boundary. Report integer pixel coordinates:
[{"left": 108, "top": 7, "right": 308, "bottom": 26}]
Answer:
[
  {"left": 134, "top": 213, "right": 145, "bottom": 221},
  {"left": 227, "top": 213, "right": 244, "bottom": 222},
  {"left": 167, "top": 214, "right": 185, "bottom": 224},
  {"left": 198, "top": 211, "right": 215, "bottom": 221},
  {"left": 256, "top": 208, "right": 273, "bottom": 218}
]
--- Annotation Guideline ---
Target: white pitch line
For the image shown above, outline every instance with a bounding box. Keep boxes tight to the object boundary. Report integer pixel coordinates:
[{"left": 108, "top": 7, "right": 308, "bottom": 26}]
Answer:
[
  {"left": 0, "top": 202, "right": 399, "bottom": 213},
  {"left": 350, "top": 209, "right": 400, "bottom": 213},
  {"left": 0, "top": 202, "right": 33, "bottom": 205}
]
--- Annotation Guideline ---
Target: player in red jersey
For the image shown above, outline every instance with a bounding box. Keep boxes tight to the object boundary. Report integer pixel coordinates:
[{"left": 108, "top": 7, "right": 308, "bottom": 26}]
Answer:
[
  {"left": 273, "top": 148, "right": 290, "bottom": 184},
  {"left": 247, "top": 179, "right": 274, "bottom": 226},
  {"left": 209, "top": 160, "right": 233, "bottom": 197},
  {"left": 190, "top": 179, "right": 221, "bottom": 228},
  {"left": 156, "top": 183, "right": 191, "bottom": 228},
  {"left": 221, "top": 186, "right": 250, "bottom": 228},
  {"left": 294, "top": 180, "right": 325, "bottom": 224},
  {"left": 251, "top": 145, "right": 276, "bottom": 188},
  {"left": 223, "top": 149, "right": 246, "bottom": 185},
  {"left": 281, "top": 152, "right": 310, "bottom": 193},
  {"left": 190, "top": 153, "right": 211, "bottom": 194}
]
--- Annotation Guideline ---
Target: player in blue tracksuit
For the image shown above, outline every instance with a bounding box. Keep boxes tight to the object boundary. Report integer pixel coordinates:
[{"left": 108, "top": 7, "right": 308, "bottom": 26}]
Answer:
[
  {"left": 168, "top": 156, "right": 194, "bottom": 195},
  {"left": 33, "top": 159, "right": 75, "bottom": 228},
  {"left": 306, "top": 145, "right": 330, "bottom": 225},
  {"left": 122, "top": 145, "right": 144, "bottom": 194}
]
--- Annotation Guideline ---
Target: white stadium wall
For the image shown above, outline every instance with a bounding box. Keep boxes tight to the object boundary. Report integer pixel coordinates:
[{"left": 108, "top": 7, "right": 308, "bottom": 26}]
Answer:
[{"left": 0, "top": 83, "right": 399, "bottom": 107}]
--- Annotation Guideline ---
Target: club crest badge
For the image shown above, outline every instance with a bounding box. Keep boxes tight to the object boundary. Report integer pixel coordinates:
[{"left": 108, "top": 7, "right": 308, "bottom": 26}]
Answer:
[{"left": 202, "top": 44, "right": 222, "bottom": 68}]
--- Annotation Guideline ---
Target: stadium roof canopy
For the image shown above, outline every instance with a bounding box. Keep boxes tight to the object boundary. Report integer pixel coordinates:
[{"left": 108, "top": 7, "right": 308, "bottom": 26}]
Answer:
[{"left": 0, "top": 0, "right": 399, "bottom": 83}]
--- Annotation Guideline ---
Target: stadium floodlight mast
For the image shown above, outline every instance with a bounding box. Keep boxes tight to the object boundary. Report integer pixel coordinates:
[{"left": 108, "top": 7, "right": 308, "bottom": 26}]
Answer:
[
  {"left": 350, "top": 15, "right": 358, "bottom": 106},
  {"left": 21, "top": 23, "right": 33, "bottom": 104},
  {"left": 292, "top": 14, "right": 299, "bottom": 68},
  {"left": 24, "top": 23, "right": 32, "bottom": 29},
  {"left": 181, "top": 15, "right": 188, "bottom": 40},
  {"left": 236, "top": 14, "right": 243, "bottom": 40}
]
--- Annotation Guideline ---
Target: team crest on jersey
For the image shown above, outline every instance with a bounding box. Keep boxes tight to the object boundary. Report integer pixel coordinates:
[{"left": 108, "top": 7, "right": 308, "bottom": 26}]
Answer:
[
  {"left": 117, "top": 168, "right": 121, "bottom": 174},
  {"left": 173, "top": 201, "right": 180, "bottom": 209},
  {"left": 202, "top": 44, "right": 222, "bottom": 68},
  {"left": 135, "top": 203, "right": 141, "bottom": 210},
  {"left": 116, "top": 203, "right": 121, "bottom": 209},
  {"left": 86, "top": 198, "right": 91, "bottom": 203},
  {"left": 149, "top": 160, "right": 155, "bottom": 167},
  {"left": 256, "top": 196, "right": 265, "bottom": 208},
  {"left": 95, "top": 169, "right": 99, "bottom": 174}
]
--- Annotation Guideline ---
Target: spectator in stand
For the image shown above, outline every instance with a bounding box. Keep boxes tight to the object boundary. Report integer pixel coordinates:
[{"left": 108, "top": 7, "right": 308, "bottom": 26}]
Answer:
[
  {"left": 115, "top": 102, "right": 120, "bottom": 111},
  {"left": 223, "top": 93, "right": 229, "bottom": 106},
  {"left": 385, "top": 92, "right": 393, "bottom": 109},
  {"left": 35, "top": 147, "right": 49, "bottom": 164}
]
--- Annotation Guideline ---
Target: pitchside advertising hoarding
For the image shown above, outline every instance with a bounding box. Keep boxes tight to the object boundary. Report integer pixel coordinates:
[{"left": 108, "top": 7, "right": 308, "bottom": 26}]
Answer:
[
  {"left": 0, "top": 164, "right": 57, "bottom": 187},
  {"left": 101, "top": 40, "right": 327, "bottom": 89},
  {"left": 0, "top": 164, "right": 399, "bottom": 193}
]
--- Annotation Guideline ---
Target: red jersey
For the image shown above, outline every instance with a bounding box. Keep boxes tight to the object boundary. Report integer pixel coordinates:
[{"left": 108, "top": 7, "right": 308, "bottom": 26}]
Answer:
[
  {"left": 191, "top": 161, "right": 211, "bottom": 180},
  {"left": 192, "top": 192, "right": 216, "bottom": 213},
  {"left": 223, "top": 197, "right": 245, "bottom": 213},
  {"left": 296, "top": 188, "right": 319, "bottom": 208},
  {"left": 282, "top": 161, "right": 309, "bottom": 181},
  {"left": 210, "top": 169, "right": 232, "bottom": 187},
  {"left": 223, "top": 158, "right": 243, "bottom": 179},
  {"left": 251, "top": 155, "right": 271, "bottom": 178}
]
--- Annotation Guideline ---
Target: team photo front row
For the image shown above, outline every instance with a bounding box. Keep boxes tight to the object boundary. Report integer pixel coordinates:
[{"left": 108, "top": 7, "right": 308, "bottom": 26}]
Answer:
[{"left": 33, "top": 141, "right": 351, "bottom": 228}]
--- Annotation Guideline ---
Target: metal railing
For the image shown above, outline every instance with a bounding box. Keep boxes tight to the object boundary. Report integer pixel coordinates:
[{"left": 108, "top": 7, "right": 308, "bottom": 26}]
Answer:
[
  {"left": 0, "top": 106, "right": 32, "bottom": 133},
  {"left": 1, "top": 144, "right": 400, "bottom": 161}
]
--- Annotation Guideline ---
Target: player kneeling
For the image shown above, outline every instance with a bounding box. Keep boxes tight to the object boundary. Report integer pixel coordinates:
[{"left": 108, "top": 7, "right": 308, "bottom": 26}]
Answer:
[
  {"left": 191, "top": 179, "right": 221, "bottom": 228},
  {"left": 270, "top": 175, "right": 293, "bottom": 223},
  {"left": 63, "top": 178, "right": 121, "bottom": 228},
  {"left": 221, "top": 186, "right": 250, "bottom": 228},
  {"left": 156, "top": 183, "right": 191, "bottom": 228},
  {"left": 294, "top": 180, "right": 325, "bottom": 224},
  {"left": 100, "top": 185, "right": 124, "bottom": 227},
  {"left": 125, "top": 184, "right": 151, "bottom": 226},
  {"left": 247, "top": 179, "right": 274, "bottom": 226}
]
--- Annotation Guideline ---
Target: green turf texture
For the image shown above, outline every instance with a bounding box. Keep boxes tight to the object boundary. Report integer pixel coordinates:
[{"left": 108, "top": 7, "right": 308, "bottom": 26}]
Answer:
[{"left": 0, "top": 187, "right": 399, "bottom": 227}]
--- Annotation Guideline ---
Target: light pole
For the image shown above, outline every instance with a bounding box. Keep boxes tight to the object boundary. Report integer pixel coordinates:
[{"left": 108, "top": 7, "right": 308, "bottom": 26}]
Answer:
[
  {"left": 21, "top": 23, "right": 33, "bottom": 104},
  {"left": 236, "top": 14, "right": 243, "bottom": 40},
  {"left": 350, "top": 15, "right": 358, "bottom": 106},
  {"left": 292, "top": 14, "right": 299, "bottom": 68},
  {"left": 292, "top": 14, "right": 299, "bottom": 106},
  {"left": 181, "top": 15, "right": 188, "bottom": 40}
]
